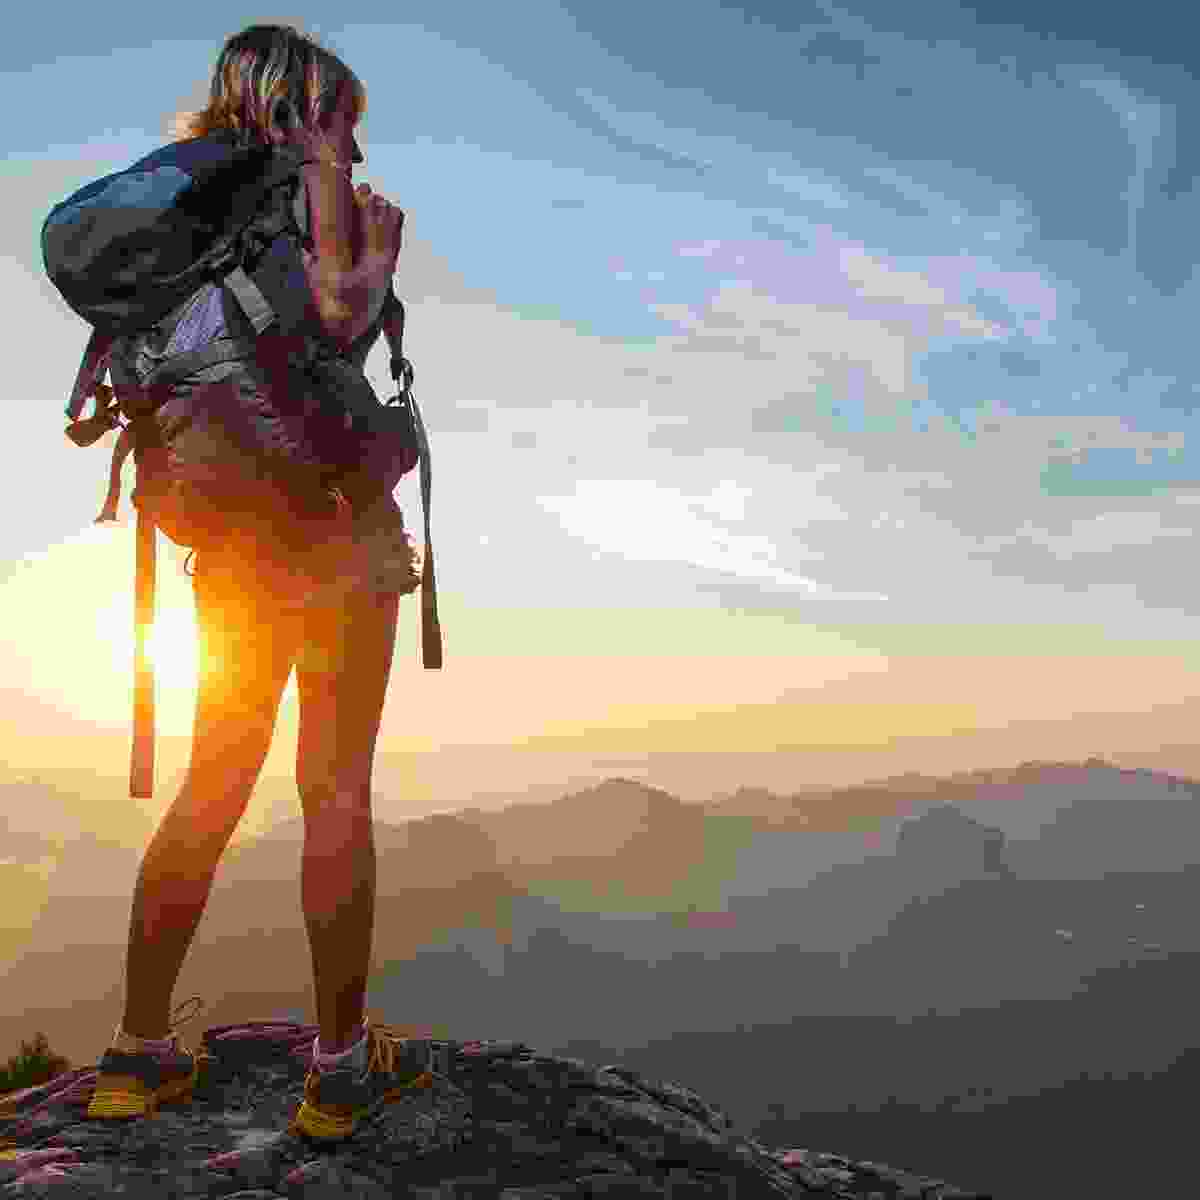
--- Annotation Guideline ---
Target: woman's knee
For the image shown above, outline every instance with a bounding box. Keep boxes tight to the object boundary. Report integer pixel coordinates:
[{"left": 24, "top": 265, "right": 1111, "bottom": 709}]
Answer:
[
  {"left": 298, "top": 780, "right": 372, "bottom": 826},
  {"left": 185, "top": 703, "right": 279, "bottom": 813},
  {"left": 163, "top": 768, "right": 256, "bottom": 850},
  {"left": 188, "top": 716, "right": 276, "bottom": 795}
]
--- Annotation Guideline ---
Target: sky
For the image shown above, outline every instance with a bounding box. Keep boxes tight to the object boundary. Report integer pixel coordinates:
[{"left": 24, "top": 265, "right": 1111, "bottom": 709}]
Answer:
[{"left": 3, "top": 0, "right": 1200, "bottom": 827}]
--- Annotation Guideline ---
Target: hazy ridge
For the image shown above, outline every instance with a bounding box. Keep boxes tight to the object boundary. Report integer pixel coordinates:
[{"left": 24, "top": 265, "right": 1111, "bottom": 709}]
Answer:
[{"left": 3, "top": 755, "right": 1198, "bottom": 1196}]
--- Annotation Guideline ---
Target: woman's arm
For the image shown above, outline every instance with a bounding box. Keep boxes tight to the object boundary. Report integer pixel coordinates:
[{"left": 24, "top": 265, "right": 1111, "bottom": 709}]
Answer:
[
  {"left": 300, "top": 158, "right": 355, "bottom": 337},
  {"left": 335, "top": 251, "right": 395, "bottom": 345},
  {"left": 300, "top": 161, "right": 398, "bottom": 350}
]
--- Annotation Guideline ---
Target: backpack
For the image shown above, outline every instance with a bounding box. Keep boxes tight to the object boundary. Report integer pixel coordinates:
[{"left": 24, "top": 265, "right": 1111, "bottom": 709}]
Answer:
[{"left": 42, "top": 128, "right": 442, "bottom": 798}]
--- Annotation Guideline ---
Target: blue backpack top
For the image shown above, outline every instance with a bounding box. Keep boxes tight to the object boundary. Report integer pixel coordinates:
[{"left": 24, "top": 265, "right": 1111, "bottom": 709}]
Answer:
[{"left": 44, "top": 130, "right": 312, "bottom": 341}]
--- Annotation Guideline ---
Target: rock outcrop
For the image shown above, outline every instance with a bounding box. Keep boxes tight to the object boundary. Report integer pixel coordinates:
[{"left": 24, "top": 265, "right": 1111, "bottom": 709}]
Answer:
[{"left": 0, "top": 1020, "right": 992, "bottom": 1197}]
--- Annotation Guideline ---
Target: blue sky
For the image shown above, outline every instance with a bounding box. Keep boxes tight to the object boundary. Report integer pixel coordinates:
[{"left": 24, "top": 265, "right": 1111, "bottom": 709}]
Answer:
[{"left": 6, "top": 0, "right": 1200, "bottom": 656}]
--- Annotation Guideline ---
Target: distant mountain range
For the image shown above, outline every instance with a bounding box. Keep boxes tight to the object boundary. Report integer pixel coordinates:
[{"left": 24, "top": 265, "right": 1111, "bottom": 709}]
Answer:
[
  {"left": 3, "top": 755, "right": 1199, "bottom": 1197},
  {"left": 4, "top": 754, "right": 1197, "bottom": 1043}
]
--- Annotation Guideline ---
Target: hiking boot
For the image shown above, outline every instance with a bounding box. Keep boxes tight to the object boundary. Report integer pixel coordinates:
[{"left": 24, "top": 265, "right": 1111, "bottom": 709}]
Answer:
[
  {"left": 287, "top": 1020, "right": 449, "bottom": 1143},
  {"left": 86, "top": 997, "right": 205, "bottom": 1120}
]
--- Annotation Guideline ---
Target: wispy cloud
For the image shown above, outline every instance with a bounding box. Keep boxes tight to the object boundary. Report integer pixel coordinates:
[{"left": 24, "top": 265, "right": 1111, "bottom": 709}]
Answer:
[{"left": 536, "top": 477, "right": 888, "bottom": 601}]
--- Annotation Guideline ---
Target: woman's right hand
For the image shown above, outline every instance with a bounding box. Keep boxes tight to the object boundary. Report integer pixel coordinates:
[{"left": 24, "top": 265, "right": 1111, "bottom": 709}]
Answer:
[
  {"left": 353, "top": 183, "right": 404, "bottom": 268},
  {"left": 284, "top": 120, "right": 344, "bottom": 172}
]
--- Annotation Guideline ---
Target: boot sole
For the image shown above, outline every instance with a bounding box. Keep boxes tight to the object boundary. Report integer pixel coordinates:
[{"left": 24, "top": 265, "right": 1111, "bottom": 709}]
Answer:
[
  {"left": 85, "top": 1060, "right": 200, "bottom": 1119},
  {"left": 288, "top": 1071, "right": 434, "bottom": 1142}
]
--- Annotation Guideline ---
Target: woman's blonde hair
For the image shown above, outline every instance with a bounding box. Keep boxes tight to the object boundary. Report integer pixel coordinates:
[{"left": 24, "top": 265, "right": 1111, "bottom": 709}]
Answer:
[{"left": 168, "top": 23, "right": 366, "bottom": 145}]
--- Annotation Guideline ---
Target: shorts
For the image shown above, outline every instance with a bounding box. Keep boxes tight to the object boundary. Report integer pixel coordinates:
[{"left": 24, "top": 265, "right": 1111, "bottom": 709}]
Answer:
[{"left": 192, "top": 492, "right": 422, "bottom": 616}]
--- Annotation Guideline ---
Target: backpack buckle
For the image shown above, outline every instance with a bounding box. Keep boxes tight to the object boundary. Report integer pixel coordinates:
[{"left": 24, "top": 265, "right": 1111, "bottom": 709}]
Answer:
[{"left": 389, "top": 355, "right": 414, "bottom": 394}]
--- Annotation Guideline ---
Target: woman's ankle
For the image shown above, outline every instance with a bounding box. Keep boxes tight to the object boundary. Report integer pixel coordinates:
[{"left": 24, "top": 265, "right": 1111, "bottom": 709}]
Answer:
[
  {"left": 113, "top": 1025, "right": 173, "bottom": 1051},
  {"left": 118, "top": 1013, "right": 171, "bottom": 1041},
  {"left": 316, "top": 1020, "right": 367, "bottom": 1057}
]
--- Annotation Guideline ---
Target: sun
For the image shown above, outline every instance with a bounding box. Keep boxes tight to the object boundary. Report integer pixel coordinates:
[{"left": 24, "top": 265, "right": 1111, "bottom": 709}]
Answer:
[
  {"left": 143, "top": 604, "right": 202, "bottom": 691},
  {"left": 0, "top": 525, "right": 211, "bottom": 738}
]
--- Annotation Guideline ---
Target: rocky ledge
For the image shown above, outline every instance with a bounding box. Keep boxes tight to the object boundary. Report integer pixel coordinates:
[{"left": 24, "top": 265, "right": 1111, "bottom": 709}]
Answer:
[{"left": 0, "top": 1020, "right": 992, "bottom": 1197}]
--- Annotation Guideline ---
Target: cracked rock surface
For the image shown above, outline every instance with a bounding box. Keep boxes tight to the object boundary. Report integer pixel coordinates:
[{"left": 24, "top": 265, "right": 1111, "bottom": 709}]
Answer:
[{"left": 0, "top": 1021, "right": 992, "bottom": 1197}]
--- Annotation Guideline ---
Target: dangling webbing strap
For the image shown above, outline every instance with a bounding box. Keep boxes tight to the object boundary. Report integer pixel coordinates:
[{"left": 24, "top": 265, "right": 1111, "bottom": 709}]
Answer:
[
  {"left": 412, "top": 384, "right": 441, "bottom": 669},
  {"left": 383, "top": 289, "right": 441, "bottom": 670}
]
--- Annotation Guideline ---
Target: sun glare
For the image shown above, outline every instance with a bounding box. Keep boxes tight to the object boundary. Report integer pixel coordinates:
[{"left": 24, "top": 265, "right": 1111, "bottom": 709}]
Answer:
[
  {"left": 1, "top": 525, "right": 207, "bottom": 737},
  {"left": 143, "top": 605, "right": 201, "bottom": 689}
]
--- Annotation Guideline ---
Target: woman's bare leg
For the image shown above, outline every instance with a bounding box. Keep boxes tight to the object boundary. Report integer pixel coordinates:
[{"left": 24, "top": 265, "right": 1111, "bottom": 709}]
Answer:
[
  {"left": 295, "top": 588, "right": 399, "bottom": 1052},
  {"left": 119, "top": 561, "right": 294, "bottom": 1040}
]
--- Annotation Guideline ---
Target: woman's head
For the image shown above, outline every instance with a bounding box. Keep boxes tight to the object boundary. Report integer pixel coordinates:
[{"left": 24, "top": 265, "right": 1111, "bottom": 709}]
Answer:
[{"left": 169, "top": 23, "right": 366, "bottom": 167}]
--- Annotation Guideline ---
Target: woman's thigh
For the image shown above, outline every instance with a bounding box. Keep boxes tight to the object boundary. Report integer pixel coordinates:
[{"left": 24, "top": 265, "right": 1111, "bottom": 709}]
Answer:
[
  {"left": 294, "top": 588, "right": 400, "bottom": 814},
  {"left": 188, "top": 550, "right": 297, "bottom": 796}
]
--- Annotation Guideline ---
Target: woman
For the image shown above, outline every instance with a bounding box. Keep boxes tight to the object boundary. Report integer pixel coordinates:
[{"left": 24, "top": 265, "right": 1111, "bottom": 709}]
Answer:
[{"left": 86, "top": 23, "right": 437, "bottom": 1143}]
